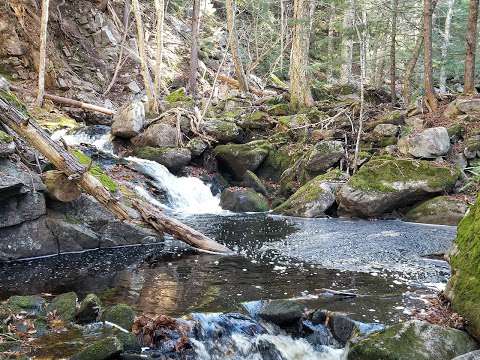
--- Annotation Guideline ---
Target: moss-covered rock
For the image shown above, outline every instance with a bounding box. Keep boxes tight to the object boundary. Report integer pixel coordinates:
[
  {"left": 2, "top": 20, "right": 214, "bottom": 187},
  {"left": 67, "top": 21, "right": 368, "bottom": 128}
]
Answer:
[
  {"left": 256, "top": 145, "right": 297, "bottom": 181},
  {"left": 187, "top": 138, "right": 208, "bottom": 157},
  {"left": 405, "top": 196, "right": 468, "bottom": 226},
  {"left": 76, "top": 294, "right": 102, "bottom": 324},
  {"left": 448, "top": 123, "right": 466, "bottom": 142},
  {"left": 238, "top": 111, "right": 271, "bottom": 130},
  {"left": 71, "top": 336, "right": 123, "bottom": 360},
  {"left": 220, "top": 188, "right": 269, "bottom": 213},
  {"left": 102, "top": 304, "right": 135, "bottom": 331},
  {"left": 30, "top": 106, "right": 80, "bottom": 132},
  {"left": 46, "top": 292, "right": 77, "bottom": 322},
  {"left": 0, "top": 129, "right": 15, "bottom": 157},
  {"left": 134, "top": 146, "right": 191, "bottom": 173},
  {"left": 201, "top": 119, "right": 241, "bottom": 143},
  {"left": 267, "top": 103, "right": 290, "bottom": 116},
  {"left": 215, "top": 141, "right": 272, "bottom": 179},
  {"left": 72, "top": 150, "right": 117, "bottom": 192},
  {"left": 447, "top": 194, "right": 480, "bottom": 340},
  {"left": 367, "top": 110, "right": 405, "bottom": 130},
  {"left": 274, "top": 170, "right": 346, "bottom": 218},
  {"left": 304, "top": 141, "right": 344, "bottom": 175},
  {"left": 165, "top": 87, "right": 192, "bottom": 104},
  {"left": 337, "top": 157, "right": 460, "bottom": 218},
  {"left": 242, "top": 170, "right": 267, "bottom": 195},
  {"left": 6, "top": 295, "right": 46, "bottom": 316},
  {"left": 348, "top": 320, "right": 478, "bottom": 360}
]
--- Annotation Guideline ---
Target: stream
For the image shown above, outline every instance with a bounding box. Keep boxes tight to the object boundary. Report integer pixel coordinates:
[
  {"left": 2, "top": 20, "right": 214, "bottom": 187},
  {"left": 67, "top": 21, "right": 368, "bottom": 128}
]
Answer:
[{"left": 0, "top": 127, "right": 458, "bottom": 359}]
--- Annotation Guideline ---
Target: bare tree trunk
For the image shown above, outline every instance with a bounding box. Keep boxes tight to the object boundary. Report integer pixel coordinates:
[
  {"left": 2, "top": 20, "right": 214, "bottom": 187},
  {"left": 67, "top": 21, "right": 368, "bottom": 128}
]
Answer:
[
  {"left": 424, "top": 0, "right": 439, "bottom": 111},
  {"left": 327, "top": 4, "right": 336, "bottom": 83},
  {"left": 154, "top": 0, "right": 165, "bottom": 97},
  {"left": 440, "top": 0, "right": 455, "bottom": 93},
  {"left": 464, "top": 0, "right": 479, "bottom": 94},
  {"left": 340, "top": 0, "right": 354, "bottom": 84},
  {"left": 132, "top": 0, "right": 157, "bottom": 111},
  {"left": 225, "top": 0, "right": 249, "bottom": 92},
  {"left": 289, "top": 0, "right": 314, "bottom": 110},
  {"left": 36, "top": 0, "right": 50, "bottom": 107},
  {"left": 390, "top": 0, "right": 398, "bottom": 106},
  {"left": 187, "top": 0, "right": 201, "bottom": 97},
  {"left": 403, "top": 34, "right": 423, "bottom": 106},
  {"left": 280, "top": 0, "right": 285, "bottom": 72},
  {"left": 354, "top": 9, "right": 366, "bottom": 173}
]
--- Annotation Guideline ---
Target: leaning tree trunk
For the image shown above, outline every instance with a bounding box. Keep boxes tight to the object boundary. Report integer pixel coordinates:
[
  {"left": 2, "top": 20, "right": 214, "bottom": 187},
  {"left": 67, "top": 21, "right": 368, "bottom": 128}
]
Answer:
[
  {"left": 464, "top": 0, "right": 479, "bottom": 94},
  {"left": 225, "top": 0, "right": 249, "bottom": 93},
  {"left": 132, "top": 0, "right": 157, "bottom": 111},
  {"left": 440, "top": 0, "right": 455, "bottom": 93},
  {"left": 187, "top": 0, "right": 201, "bottom": 97},
  {"left": 36, "top": 0, "right": 50, "bottom": 107},
  {"left": 0, "top": 95, "right": 231, "bottom": 254},
  {"left": 289, "top": 0, "right": 314, "bottom": 110},
  {"left": 154, "top": 0, "right": 165, "bottom": 98},
  {"left": 424, "top": 0, "right": 439, "bottom": 111},
  {"left": 390, "top": 0, "right": 398, "bottom": 107}
]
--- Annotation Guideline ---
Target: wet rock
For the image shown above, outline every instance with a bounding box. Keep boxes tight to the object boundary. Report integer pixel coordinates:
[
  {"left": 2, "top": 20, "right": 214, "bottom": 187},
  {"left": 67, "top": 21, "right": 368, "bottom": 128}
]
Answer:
[
  {"left": 337, "top": 157, "right": 460, "bottom": 218},
  {"left": 42, "top": 170, "right": 82, "bottom": 203},
  {"left": 447, "top": 195, "right": 480, "bottom": 340},
  {"left": 348, "top": 320, "right": 478, "bottom": 360},
  {"left": 71, "top": 336, "right": 123, "bottom": 360},
  {"left": 258, "top": 299, "right": 305, "bottom": 326},
  {"left": 111, "top": 101, "right": 145, "bottom": 139},
  {"left": 187, "top": 138, "right": 208, "bottom": 157},
  {"left": 305, "top": 141, "right": 344, "bottom": 175},
  {"left": 46, "top": 216, "right": 100, "bottom": 252},
  {"left": 453, "top": 350, "right": 480, "bottom": 360},
  {"left": 201, "top": 119, "right": 241, "bottom": 143},
  {"left": 373, "top": 124, "right": 400, "bottom": 137},
  {"left": 274, "top": 170, "right": 346, "bottom": 218},
  {"left": 405, "top": 196, "right": 468, "bottom": 226},
  {"left": 0, "top": 158, "right": 45, "bottom": 197},
  {"left": 0, "top": 217, "right": 57, "bottom": 261},
  {"left": 46, "top": 292, "right": 77, "bottom": 321},
  {"left": 103, "top": 304, "right": 136, "bottom": 331},
  {"left": 398, "top": 127, "right": 451, "bottom": 158},
  {"left": 0, "top": 192, "right": 46, "bottom": 228},
  {"left": 134, "top": 146, "right": 191, "bottom": 173},
  {"left": 6, "top": 295, "right": 46, "bottom": 316},
  {"left": 256, "top": 339, "right": 287, "bottom": 360},
  {"left": 220, "top": 188, "right": 269, "bottom": 213},
  {"left": 242, "top": 170, "right": 267, "bottom": 195},
  {"left": 215, "top": 141, "right": 271, "bottom": 179},
  {"left": 116, "top": 331, "right": 142, "bottom": 353},
  {"left": 0, "top": 130, "right": 15, "bottom": 157},
  {"left": 257, "top": 145, "right": 296, "bottom": 182},
  {"left": 131, "top": 123, "right": 178, "bottom": 148},
  {"left": 76, "top": 294, "right": 102, "bottom": 324}
]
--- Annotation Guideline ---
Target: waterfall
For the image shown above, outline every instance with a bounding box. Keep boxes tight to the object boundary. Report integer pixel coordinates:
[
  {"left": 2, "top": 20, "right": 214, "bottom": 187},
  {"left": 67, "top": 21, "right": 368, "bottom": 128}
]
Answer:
[{"left": 53, "top": 127, "right": 223, "bottom": 214}]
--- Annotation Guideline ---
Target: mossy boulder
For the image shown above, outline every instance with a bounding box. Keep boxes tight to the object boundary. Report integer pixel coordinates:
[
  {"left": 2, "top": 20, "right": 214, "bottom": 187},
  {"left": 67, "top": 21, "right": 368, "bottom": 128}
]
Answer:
[
  {"left": 187, "top": 138, "right": 208, "bottom": 157},
  {"left": 201, "top": 119, "right": 241, "bottom": 143},
  {"left": 447, "top": 195, "right": 480, "bottom": 340},
  {"left": 0, "top": 129, "right": 15, "bottom": 157},
  {"left": 337, "top": 157, "right": 460, "bottom": 218},
  {"left": 304, "top": 141, "right": 344, "bottom": 175},
  {"left": 220, "top": 188, "right": 269, "bottom": 213},
  {"left": 405, "top": 196, "right": 468, "bottom": 226},
  {"left": 256, "top": 145, "right": 297, "bottom": 181},
  {"left": 76, "top": 294, "right": 102, "bottom": 324},
  {"left": 238, "top": 111, "right": 271, "bottom": 130},
  {"left": 102, "top": 304, "right": 136, "bottom": 331},
  {"left": 46, "top": 292, "right": 77, "bottom": 322},
  {"left": 398, "top": 127, "right": 451, "bottom": 158},
  {"left": 242, "top": 170, "right": 267, "bottom": 195},
  {"left": 267, "top": 103, "right": 290, "bottom": 116},
  {"left": 134, "top": 146, "right": 191, "bottom": 173},
  {"left": 274, "top": 170, "right": 346, "bottom": 218},
  {"left": 72, "top": 150, "right": 117, "bottom": 192},
  {"left": 214, "top": 141, "right": 272, "bottom": 179},
  {"left": 6, "top": 295, "right": 46, "bottom": 316},
  {"left": 464, "top": 135, "right": 480, "bottom": 159},
  {"left": 348, "top": 320, "right": 478, "bottom": 360},
  {"left": 368, "top": 110, "right": 405, "bottom": 130},
  {"left": 71, "top": 336, "right": 123, "bottom": 360},
  {"left": 165, "top": 87, "right": 192, "bottom": 104}
]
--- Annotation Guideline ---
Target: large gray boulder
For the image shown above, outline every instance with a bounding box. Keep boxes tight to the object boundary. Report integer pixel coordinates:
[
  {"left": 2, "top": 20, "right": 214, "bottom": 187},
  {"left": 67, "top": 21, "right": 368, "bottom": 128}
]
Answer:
[
  {"left": 348, "top": 320, "right": 478, "bottom": 360},
  {"left": 220, "top": 188, "right": 269, "bottom": 213},
  {"left": 274, "top": 170, "right": 346, "bottom": 218},
  {"left": 201, "top": 119, "right": 241, "bottom": 143},
  {"left": 131, "top": 122, "right": 178, "bottom": 147},
  {"left": 214, "top": 141, "right": 272, "bottom": 179},
  {"left": 0, "top": 192, "right": 46, "bottom": 228},
  {"left": 337, "top": 157, "right": 460, "bottom": 218},
  {"left": 134, "top": 146, "right": 191, "bottom": 172},
  {"left": 111, "top": 100, "right": 145, "bottom": 138},
  {"left": 305, "top": 141, "right": 344, "bottom": 175},
  {"left": 398, "top": 127, "right": 451, "bottom": 158},
  {"left": 405, "top": 196, "right": 468, "bottom": 226},
  {"left": 457, "top": 99, "right": 480, "bottom": 115},
  {"left": 453, "top": 351, "right": 480, "bottom": 360}
]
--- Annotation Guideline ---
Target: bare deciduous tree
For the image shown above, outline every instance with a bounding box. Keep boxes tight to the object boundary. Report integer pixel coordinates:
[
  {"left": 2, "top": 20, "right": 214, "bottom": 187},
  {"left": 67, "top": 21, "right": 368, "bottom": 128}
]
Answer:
[
  {"left": 36, "top": 0, "right": 50, "bottom": 107},
  {"left": 464, "top": 0, "right": 479, "bottom": 94}
]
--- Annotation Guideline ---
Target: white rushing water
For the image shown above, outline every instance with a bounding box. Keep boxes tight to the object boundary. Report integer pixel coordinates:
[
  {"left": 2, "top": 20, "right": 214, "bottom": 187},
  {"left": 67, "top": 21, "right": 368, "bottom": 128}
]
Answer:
[{"left": 53, "top": 128, "right": 223, "bottom": 214}]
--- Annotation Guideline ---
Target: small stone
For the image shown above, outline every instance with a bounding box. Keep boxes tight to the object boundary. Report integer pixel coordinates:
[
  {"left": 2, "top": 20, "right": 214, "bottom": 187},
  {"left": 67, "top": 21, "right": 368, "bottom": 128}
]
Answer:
[
  {"left": 373, "top": 124, "right": 400, "bottom": 137},
  {"left": 76, "top": 294, "right": 102, "bottom": 324},
  {"left": 127, "top": 81, "right": 141, "bottom": 94},
  {"left": 102, "top": 304, "right": 136, "bottom": 331}
]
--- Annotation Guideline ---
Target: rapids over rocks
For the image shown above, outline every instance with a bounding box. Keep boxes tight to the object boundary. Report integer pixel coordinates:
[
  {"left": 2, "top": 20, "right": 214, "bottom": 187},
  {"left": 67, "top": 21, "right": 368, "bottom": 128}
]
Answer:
[{"left": 0, "top": 127, "right": 460, "bottom": 359}]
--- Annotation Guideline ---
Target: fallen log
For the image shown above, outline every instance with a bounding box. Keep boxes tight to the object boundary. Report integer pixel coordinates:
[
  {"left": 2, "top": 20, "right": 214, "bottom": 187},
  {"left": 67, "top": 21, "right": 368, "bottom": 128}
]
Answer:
[
  {"left": 217, "top": 74, "right": 275, "bottom": 97},
  {"left": 10, "top": 85, "right": 115, "bottom": 115},
  {"left": 0, "top": 95, "right": 231, "bottom": 254}
]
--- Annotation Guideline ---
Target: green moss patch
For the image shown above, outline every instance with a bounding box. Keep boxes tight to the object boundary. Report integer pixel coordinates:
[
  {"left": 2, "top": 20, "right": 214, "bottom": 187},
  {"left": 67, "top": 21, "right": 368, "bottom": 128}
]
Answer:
[{"left": 72, "top": 150, "right": 117, "bottom": 192}]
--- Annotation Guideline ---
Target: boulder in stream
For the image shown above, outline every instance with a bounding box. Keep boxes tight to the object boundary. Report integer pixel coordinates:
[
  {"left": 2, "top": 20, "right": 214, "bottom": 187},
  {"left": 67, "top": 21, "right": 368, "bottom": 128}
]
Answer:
[
  {"left": 71, "top": 336, "right": 123, "bottom": 360},
  {"left": 102, "top": 303, "right": 136, "bottom": 330},
  {"left": 134, "top": 146, "right": 192, "bottom": 173},
  {"left": 76, "top": 293, "right": 102, "bottom": 324},
  {"left": 337, "top": 157, "right": 460, "bottom": 218},
  {"left": 201, "top": 119, "right": 242, "bottom": 143},
  {"left": 404, "top": 196, "right": 468, "bottom": 226},
  {"left": 46, "top": 292, "right": 77, "bottom": 322},
  {"left": 347, "top": 320, "right": 478, "bottom": 360},
  {"left": 131, "top": 122, "right": 178, "bottom": 148},
  {"left": 111, "top": 100, "right": 145, "bottom": 139},
  {"left": 304, "top": 141, "right": 344, "bottom": 175},
  {"left": 220, "top": 187, "right": 269, "bottom": 212}
]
